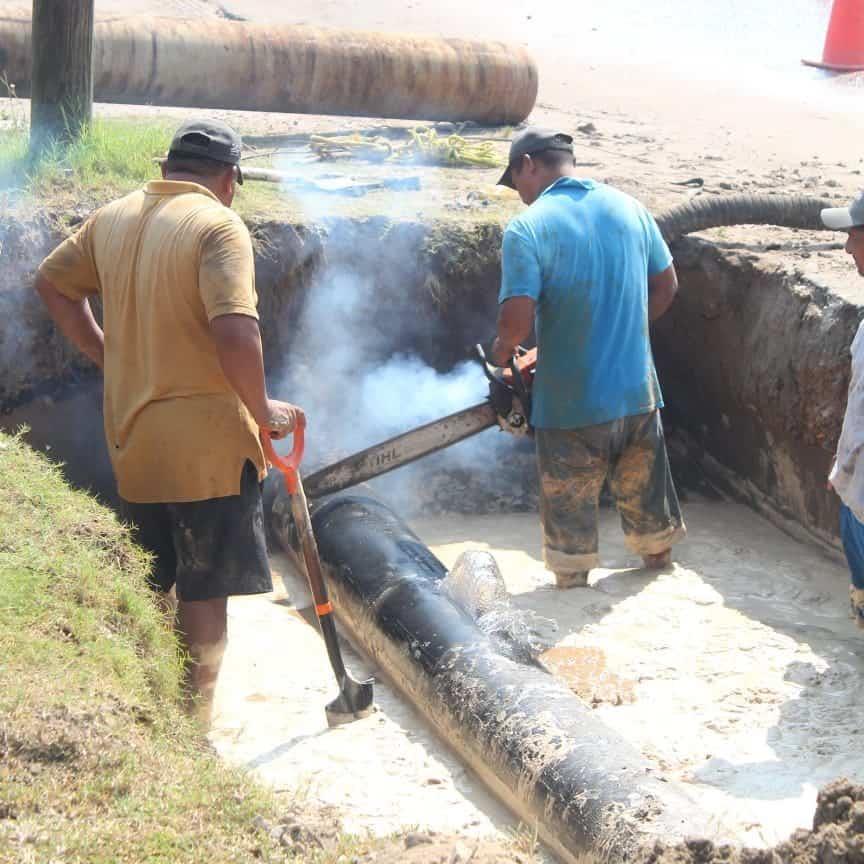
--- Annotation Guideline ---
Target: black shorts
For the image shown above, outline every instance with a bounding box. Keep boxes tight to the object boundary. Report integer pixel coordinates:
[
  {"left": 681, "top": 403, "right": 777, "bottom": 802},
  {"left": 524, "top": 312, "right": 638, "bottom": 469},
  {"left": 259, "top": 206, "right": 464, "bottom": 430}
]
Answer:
[{"left": 122, "top": 461, "right": 272, "bottom": 602}]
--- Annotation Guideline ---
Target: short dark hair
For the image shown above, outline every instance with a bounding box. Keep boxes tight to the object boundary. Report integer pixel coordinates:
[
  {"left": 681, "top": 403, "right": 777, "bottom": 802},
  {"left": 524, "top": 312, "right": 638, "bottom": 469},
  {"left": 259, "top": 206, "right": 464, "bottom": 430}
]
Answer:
[
  {"left": 164, "top": 153, "right": 235, "bottom": 179},
  {"left": 511, "top": 148, "right": 575, "bottom": 178},
  {"left": 531, "top": 148, "right": 576, "bottom": 170}
]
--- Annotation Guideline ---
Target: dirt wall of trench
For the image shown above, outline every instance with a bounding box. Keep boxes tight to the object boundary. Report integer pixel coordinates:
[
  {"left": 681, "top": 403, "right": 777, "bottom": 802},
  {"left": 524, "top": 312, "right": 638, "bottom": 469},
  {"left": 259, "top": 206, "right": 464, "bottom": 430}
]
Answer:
[
  {"left": 2, "top": 213, "right": 857, "bottom": 547},
  {"left": 654, "top": 237, "right": 862, "bottom": 550},
  {"left": 0, "top": 215, "right": 503, "bottom": 412},
  {"left": 0, "top": 214, "right": 505, "bottom": 504}
]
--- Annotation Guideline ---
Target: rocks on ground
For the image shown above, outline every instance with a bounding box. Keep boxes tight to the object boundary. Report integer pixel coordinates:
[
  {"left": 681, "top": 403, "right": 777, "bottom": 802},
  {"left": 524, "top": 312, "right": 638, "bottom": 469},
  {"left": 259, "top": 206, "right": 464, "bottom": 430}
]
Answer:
[{"left": 255, "top": 808, "right": 539, "bottom": 863}]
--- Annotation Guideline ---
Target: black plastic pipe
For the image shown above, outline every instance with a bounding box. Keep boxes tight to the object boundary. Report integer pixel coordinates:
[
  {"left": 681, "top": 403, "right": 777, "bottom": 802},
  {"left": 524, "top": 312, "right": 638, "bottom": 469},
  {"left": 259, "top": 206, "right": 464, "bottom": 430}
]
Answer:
[{"left": 269, "top": 491, "right": 724, "bottom": 863}]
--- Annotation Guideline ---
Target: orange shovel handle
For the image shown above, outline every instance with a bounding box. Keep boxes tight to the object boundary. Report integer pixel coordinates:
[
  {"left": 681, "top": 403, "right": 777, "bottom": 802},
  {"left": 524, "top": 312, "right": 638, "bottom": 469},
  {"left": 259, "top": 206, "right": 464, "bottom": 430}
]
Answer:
[{"left": 260, "top": 424, "right": 305, "bottom": 494}]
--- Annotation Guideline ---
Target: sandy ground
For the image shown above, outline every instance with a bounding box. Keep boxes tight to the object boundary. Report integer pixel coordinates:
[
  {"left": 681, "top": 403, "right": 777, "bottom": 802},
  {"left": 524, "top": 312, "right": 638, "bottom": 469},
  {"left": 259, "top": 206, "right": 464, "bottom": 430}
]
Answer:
[
  {"left": 416, "top": 500, "right": 864, "bottom": 848},
  {"left": 210, "top": 556, "right": 518, "bottom": 842},
  {"left": 210, "top": 497, "right": 864, "bottom": 850}
]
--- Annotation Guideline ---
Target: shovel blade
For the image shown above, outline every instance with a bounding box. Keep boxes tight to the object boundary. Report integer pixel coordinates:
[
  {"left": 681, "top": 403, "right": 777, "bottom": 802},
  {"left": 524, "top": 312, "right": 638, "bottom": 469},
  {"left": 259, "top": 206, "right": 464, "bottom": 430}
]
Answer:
[{"left": 325, "top": 676, "right": 375, "bottom": 727}]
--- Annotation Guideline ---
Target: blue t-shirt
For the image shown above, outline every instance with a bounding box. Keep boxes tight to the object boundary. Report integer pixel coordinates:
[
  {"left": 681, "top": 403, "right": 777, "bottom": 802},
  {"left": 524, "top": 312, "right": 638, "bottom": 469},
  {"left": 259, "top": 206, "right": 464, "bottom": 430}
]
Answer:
[{"left": 499, "top": 177, "right": 672, "bottom": 429}]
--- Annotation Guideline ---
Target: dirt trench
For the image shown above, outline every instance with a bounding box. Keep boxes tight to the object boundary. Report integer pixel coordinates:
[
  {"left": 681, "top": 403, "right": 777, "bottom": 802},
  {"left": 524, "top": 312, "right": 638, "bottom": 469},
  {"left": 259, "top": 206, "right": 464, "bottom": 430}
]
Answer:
[
  {"left": 655, "top": 235, "right": 863, "bottom": 551},
  {"left": 3, "top": 212, "right": 859, "bottom": 545},
  {"left": 0, "top": 214, "right": 501, "bottom": 410},
  {"left": 3, "top": 209, "right": 864, "bottom": 860}
]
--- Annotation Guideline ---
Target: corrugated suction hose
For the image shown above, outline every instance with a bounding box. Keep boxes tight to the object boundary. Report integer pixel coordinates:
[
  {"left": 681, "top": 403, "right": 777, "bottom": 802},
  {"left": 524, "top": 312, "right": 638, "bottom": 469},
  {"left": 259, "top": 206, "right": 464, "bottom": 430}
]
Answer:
[{"left": 657, "top": 194, "right": 837, "bottom": 242}]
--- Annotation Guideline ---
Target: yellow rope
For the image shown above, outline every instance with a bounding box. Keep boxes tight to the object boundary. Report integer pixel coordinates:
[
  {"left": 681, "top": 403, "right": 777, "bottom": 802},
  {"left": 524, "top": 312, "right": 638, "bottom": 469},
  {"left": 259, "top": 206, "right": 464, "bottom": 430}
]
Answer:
[{"left": 308, "top": 128, "right": 503, "bottom": 168}]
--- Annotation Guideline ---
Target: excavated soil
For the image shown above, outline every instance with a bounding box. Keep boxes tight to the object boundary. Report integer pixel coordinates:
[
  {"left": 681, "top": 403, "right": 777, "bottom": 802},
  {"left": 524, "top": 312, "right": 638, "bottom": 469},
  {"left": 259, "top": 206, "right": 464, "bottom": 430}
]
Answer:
[{"left": 639, "top": 779, "right": 864, "bottom": 864}]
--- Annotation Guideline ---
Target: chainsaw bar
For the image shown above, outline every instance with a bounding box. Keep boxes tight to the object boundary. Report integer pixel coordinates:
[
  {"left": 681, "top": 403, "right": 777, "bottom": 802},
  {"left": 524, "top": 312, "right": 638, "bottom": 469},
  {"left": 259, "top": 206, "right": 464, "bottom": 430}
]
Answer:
[{"left": 303, "top": 401, "right": 497, "bottom": 499}]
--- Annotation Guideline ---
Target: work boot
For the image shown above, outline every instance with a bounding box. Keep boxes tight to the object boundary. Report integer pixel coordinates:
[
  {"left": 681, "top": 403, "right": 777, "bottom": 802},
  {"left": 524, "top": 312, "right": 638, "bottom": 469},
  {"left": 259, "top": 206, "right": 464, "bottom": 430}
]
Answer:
[
  {"left": 642, "top": 549, "right": 672, "bottom": 570},
  {"left": 555, "top": 570, "right": 590, "bottom": 589},
  {"left": 850, "top": 587, "right": 864, "bottom": 630}
]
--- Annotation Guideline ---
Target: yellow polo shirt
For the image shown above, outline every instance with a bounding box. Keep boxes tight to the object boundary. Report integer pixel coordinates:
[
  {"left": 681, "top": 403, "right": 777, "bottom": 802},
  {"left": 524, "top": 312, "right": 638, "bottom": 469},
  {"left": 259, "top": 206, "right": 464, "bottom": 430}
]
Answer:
[{"left": 38, "top": 180, "right": 266, "bottom": 504}]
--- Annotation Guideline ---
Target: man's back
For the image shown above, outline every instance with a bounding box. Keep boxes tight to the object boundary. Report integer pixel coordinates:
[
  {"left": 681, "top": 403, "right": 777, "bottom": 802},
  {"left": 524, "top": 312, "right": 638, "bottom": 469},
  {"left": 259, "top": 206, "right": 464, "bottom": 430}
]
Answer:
[
  {"left": 500, "top": 177, "right": 672, "bottom": 429},
  {"left": 39, "top": 180, "right": 264, "bottom": 503}
]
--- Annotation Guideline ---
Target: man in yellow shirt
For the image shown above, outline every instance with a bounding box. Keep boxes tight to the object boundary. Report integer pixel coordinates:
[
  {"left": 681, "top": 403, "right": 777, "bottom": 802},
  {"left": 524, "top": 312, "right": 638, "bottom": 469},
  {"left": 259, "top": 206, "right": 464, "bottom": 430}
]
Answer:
[{"left": 34, "top": 119, "right": 303, "bottom": 722}]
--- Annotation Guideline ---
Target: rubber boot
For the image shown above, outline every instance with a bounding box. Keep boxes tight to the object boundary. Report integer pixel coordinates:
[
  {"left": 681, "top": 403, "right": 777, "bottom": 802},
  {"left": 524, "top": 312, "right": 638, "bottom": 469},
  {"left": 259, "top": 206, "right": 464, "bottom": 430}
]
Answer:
[{"left": 642, "top": 549, "right": 672, "bottom": 570}]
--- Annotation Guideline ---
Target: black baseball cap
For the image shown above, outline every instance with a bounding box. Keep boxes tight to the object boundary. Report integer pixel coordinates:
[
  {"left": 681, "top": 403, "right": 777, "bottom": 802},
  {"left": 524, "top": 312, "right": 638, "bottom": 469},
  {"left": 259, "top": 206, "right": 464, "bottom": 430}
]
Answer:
[
  {"left": 498, "top": 127, "right": 575, "bottom": 189},
  {"left": 168, "top": 118, "right": 244, "bottom": 184}
]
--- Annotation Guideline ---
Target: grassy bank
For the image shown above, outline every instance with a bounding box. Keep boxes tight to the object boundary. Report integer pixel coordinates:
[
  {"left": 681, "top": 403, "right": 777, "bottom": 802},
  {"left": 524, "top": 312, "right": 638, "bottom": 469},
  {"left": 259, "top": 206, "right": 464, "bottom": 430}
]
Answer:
[
  {"left": 0, "top": 118, "right": 172, "bottom": 203},
  {"left": 0, "top": 112, "right": 515, "bottom": 224},
  {"left": 0, "top": 431, "right": 542, "bottom": 864},
  {"left": 0, "top": 430, "right": 283, "bottom": 863},
  {"left": 0, "top": 117, "right": 281, "bottom": 218}
]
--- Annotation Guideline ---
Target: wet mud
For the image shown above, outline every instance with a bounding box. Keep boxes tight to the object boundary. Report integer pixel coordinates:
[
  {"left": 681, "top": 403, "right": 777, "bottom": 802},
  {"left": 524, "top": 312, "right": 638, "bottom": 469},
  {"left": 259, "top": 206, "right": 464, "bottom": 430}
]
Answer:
[
  {"left": 415, "top": 501, "right": 864, "bottom": 849},
  {"left": 539, "top": 645, "right": 636, "bottom": 707}
]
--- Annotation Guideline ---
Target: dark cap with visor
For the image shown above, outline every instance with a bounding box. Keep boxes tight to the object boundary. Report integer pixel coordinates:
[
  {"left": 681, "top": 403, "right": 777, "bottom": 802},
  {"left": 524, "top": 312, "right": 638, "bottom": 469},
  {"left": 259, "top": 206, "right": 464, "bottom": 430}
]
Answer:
[
  {"left": 497, "top": 127, "right": 575, "bottom": 189},
  {"left": 168, "top": 118, "right": 244, "bottom": 184}
]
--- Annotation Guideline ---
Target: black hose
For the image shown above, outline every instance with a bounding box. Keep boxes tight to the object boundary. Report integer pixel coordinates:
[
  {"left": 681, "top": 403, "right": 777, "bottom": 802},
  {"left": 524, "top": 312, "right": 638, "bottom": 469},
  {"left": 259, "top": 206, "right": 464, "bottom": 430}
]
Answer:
[{"left": 657, "top": 194, "right": 835, "bottom": 242}]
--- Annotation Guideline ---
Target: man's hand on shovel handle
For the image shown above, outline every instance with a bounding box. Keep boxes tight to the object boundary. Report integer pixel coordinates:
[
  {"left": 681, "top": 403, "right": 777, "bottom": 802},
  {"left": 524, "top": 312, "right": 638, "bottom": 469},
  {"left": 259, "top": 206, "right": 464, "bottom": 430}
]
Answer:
[{"left": 259, "top": 399, "right": 305, "bottom": 440}]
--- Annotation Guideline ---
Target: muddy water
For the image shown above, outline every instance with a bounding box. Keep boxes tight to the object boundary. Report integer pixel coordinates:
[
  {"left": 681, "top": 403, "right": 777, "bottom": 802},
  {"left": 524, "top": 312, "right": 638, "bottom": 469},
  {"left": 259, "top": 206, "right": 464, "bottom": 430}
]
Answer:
[
  {"left": 415, "top": 498, "right": 864, "bottom": 848},
  {"left": 539, "top": 645, "right": 636, "bottom": 707},
  {"left": 209, "top": 556, "right": 517, "bottom": 841},
  {"left": 211, "top": 495, "right": 863, "bottom": 849}
]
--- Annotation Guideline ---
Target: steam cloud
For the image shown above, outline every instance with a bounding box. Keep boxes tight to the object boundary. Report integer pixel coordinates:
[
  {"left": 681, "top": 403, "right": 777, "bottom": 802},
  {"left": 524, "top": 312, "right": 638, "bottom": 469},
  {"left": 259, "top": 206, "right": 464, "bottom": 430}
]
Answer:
[{"left": 272, "top": 167, "right": 536, "bottom": 515}]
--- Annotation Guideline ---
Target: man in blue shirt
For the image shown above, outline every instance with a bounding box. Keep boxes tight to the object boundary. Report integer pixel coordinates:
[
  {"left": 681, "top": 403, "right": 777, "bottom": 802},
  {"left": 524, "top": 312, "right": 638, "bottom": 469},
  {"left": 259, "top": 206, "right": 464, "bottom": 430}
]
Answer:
[{"left": 490, "top": 127, "right": 685, "bottom": 588}]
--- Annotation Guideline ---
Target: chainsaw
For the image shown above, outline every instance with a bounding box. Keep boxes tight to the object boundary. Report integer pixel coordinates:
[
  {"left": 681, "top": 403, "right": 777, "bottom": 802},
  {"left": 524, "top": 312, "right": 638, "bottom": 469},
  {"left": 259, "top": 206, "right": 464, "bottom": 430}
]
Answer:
[{"left": 303, "top": 345, "right": 537, "bottom": 499}]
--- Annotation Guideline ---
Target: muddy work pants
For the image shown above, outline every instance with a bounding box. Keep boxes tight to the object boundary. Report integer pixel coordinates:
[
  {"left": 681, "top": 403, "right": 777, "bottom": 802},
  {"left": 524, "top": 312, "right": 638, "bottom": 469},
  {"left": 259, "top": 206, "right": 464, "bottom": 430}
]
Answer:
[{"left": 536, "top": 410, "right": 686, "bottom": 575}]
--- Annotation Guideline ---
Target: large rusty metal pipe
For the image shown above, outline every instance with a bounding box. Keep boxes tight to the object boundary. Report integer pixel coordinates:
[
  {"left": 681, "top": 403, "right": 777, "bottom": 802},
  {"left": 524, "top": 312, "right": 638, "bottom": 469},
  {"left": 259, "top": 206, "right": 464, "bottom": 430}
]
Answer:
[{"left": 0, "top": 8, "right": 537, "bottom": 124}]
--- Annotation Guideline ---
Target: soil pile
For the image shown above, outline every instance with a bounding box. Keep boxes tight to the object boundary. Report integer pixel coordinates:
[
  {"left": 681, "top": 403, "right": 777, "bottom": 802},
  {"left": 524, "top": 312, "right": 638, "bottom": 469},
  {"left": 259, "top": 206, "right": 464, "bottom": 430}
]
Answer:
[{"left": 639, "top": 779, "right": 864, "bottom": 864}]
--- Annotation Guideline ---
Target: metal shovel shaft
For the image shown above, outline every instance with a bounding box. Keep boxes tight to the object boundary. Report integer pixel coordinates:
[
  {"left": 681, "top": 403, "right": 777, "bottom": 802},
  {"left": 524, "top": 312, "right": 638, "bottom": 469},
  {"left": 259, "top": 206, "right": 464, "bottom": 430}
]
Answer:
[
  {"left": 289, "top": 473, "right": 375, "bottom": 725},
  {"left": 261, "top": 429, "right": 374, "bottom": 725}
]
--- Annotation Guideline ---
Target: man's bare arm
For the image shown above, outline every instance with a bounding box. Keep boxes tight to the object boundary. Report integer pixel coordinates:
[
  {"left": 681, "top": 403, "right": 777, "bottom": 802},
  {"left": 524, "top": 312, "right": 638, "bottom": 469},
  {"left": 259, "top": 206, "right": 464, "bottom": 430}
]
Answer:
[
  {"left": 209, "top": 314, "right": 304, "bottom": 439},
  {"left": 648, "top": 264, "right": 678, "bottom": 322},
  {"left": 491, "top": 296, "right": 536, "bottom": 366},
  {"left": 34, "top": 273, "right": 104, "bottom": 369}
]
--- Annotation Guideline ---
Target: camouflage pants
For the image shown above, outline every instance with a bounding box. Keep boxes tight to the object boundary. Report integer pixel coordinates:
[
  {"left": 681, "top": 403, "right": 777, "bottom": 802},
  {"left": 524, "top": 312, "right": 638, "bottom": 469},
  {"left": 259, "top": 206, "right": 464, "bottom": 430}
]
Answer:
[{"left": 536, "top": 410, "right": 686, "bottom": 575}]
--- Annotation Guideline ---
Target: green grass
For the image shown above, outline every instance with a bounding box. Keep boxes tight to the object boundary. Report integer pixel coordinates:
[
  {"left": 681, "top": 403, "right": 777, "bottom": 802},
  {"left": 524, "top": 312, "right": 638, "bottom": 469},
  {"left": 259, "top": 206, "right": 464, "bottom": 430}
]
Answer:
[
  {"left": 0, "top": 430, "right": 547, "bottom": 863},
  {"left": 0, "top": 118, "right": 172, "bottom": 203},
  {"left": 0, "top": 430, "right": 286, "bottom": 864},
  {"left": 0, "top": 117, "right": 323, "bottom": 221}
]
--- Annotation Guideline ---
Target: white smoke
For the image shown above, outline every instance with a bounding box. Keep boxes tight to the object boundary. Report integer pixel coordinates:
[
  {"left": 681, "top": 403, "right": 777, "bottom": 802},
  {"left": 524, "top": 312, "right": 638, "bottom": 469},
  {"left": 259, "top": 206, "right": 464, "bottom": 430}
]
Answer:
[
  {"left": 279, "top": 260, "right": 491, "bottom": 466},
  {"left": 265, "top": 147, "right": 537, "bottom": 514},
  {"left": 273, "top": 240, "right": 534, "bottom": 514}
]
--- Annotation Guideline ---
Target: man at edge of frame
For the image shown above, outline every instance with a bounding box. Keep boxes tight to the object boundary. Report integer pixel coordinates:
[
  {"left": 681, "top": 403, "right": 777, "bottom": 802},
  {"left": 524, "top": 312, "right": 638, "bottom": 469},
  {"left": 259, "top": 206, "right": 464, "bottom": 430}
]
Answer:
[{"left": 823, "top": 190, "right": 864, "bottom": 632}]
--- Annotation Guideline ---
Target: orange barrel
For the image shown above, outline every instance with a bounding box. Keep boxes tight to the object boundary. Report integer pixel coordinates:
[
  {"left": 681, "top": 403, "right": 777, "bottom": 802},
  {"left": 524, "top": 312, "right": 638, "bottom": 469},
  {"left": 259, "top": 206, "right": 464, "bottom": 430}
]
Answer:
[{"left": 0, "top": 9, "right": 537, "bottom": 124}]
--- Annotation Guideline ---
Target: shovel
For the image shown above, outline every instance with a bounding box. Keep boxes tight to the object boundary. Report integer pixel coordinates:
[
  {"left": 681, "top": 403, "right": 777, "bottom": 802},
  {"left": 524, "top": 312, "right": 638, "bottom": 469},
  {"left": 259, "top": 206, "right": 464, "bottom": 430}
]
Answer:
[{"left": 261, "top": 425, "right": 375, "bottom": 726}]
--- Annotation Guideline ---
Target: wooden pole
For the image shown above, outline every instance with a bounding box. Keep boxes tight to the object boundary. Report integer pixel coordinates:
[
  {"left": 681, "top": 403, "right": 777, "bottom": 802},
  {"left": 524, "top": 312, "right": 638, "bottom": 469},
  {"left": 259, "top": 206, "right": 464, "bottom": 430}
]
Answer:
[{"left": 29, "top": 0, "right": 95, "bottom": 157}]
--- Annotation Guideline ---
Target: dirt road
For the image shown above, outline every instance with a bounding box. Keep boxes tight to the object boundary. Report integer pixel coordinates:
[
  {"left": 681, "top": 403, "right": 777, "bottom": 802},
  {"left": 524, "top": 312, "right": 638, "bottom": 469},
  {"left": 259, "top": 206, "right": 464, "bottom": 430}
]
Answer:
[{"left": 88, "top": 0, "right": 863, "bottom": 178}]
